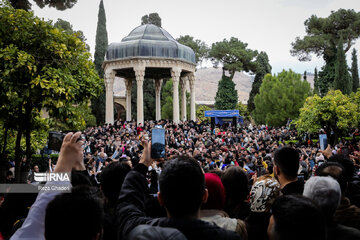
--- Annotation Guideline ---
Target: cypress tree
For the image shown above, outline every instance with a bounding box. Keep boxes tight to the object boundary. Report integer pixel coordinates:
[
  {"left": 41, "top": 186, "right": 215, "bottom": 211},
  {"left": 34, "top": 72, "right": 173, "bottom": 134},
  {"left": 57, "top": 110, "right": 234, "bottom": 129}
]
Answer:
[
  {"left": 334, "top": 38, "right": 352, "bottom": 94},
  {"left": 215, "top": 75, "right": 238, "bottom": 110},
  {"left": 351, "top": 49, "right": 359, "bottom": 92},
  {"left": 247, "top": 51, "right": 272, "bottom": 113},
  {"left": 91, "top": 0, "right": 108, "bottom": 125},
  {"left": 303, "top": 71, "right": 307, "bottom": 81},
  {"left": 313, "top": 67, "right": 320, "bottom": 95}
]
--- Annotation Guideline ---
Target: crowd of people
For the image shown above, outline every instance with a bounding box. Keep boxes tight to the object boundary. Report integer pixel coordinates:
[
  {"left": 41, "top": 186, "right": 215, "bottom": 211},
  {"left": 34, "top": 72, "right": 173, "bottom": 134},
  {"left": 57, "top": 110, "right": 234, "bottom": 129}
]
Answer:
[{"left": 1, "top": 119, "right": 360, "bottom": 240}]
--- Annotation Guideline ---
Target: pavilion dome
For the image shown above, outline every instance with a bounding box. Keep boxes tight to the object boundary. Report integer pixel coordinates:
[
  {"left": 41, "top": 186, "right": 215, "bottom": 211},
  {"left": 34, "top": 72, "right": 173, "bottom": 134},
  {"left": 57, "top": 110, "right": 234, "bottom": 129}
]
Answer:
[{"left": 105, "top": 24, "right": 196, "bottom": 64}]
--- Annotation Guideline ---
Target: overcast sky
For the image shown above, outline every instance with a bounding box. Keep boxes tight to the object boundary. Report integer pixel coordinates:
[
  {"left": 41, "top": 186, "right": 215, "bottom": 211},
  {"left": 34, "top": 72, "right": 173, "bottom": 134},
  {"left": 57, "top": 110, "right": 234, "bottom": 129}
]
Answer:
[{"left": 32, "top": 0, "right": 360, "bottom": 74}]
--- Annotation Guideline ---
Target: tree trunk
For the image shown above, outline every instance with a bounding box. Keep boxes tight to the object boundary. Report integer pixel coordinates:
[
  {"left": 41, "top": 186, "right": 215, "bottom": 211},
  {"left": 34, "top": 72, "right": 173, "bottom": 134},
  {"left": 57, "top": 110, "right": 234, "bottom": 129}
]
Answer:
[
  {"left": 14, "top": 127, "right": 23, "bottom": 183},
  {"left": 0, "top": 126, "right": 9, "bottom": 183},
  {"left": 22, "top": 105, "right": 32, "bottom": 183},
  {"left": 230, "top": 70, "right": 235, "bottom": 80}
]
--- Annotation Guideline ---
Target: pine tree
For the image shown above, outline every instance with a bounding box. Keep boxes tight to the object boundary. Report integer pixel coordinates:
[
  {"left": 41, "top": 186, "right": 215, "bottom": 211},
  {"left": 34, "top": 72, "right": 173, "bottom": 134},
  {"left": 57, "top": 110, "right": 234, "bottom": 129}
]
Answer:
[
  {"left": 351, "top": 49, "right": 359, "bottom": 92},
  {"left": 215, "top": 75, "right": 238, "bottom": 110},
  {"left": 303, "top": 71, "right": 307, "bottom": 81},
  {"left": 334, "top": 38, "right": 352, "bottom": 95},
  {"left": 313, "top": 67, "right": 320, "bottom": 95},
  {"left": 91, "top": 0, "right": 108, "bottom": 125},
  {"left": 247, "top": 52, "right": 271, "bottom": 113}
]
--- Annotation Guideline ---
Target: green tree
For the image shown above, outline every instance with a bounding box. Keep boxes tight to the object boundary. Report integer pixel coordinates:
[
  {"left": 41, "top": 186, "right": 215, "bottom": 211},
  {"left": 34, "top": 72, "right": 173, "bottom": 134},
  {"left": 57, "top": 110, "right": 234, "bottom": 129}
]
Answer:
[
  {"left": 247, "top": 51, "right": 271, "bottom": 114},
  {"left": 196, "top": 105, "right": 211, "bottom": 122},
  {"left": 296, "top": 90, "right": 359, "bottom": 145},
  {"left": 176, "top": 35, "right": 208, "bottom": 65},
  {"left": 291, "top": 9, "right": 360, "bottom": 94},
  {"left": 161, "top": 80, "right": 173, "bottom": 120},
  {"left": 91, "top": 0, "right": 108, "bottom": 125},
  {"left": 9, "top": 0, "right": 77, "bottom": 11},
  {"left": 0, "top": 3, "right": 102, "bottom": 182},
  {"left": 235, "top": 102, "right": 250, "bottom": 121},
  {"left": 313, "top": 67, "right": 320, "bottom": 95},
  {"left": 141, "top": 13, "right": 161, "bottom": 27},
  {"left": 253, "top": 70, "right": 311, "bottom": 126},
  {"left": 54, "top": 18, "right": 89, "bottom": 51},
  {"left": 303, "top": 71, "right": 307, "bottom": 81},
  {"left": 334, "top": 38, "right": 352, "bottom": 94},
  {"left": 215, "top": 75, "right": 238, "bottom": 110},
  {"left": 351, "top": 49, "right": 359, "bottom": 92},
  {"left": 209, "top": 37, "right": 258, "bottom": 80}
]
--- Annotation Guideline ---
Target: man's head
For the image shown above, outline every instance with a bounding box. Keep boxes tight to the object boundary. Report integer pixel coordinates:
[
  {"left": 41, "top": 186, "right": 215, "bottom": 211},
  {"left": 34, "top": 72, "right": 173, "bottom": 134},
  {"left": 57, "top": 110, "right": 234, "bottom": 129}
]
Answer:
[
  {"left": 33, "top": 165, "right": 39, "bottom": 173},
  {"left": 315, "top": 161, "right": 347, "bottom": 195},
  {"left": 303, "top": 176, "right": 341, "bottom": 221},
  {"left": 158, "top": 156, "right": 207, "bottom": 218},
  {"left": 45, "top": 186, "right": 103, "bottom": 240},
  {"left": 100, "top": 162, "right": 131, "bottom": 207},
  {"left": 268, "top": 195, "right": 326, "bottom": 240},
  {"left": 273, "top": 147, "right": 299, "bottom": 183}
]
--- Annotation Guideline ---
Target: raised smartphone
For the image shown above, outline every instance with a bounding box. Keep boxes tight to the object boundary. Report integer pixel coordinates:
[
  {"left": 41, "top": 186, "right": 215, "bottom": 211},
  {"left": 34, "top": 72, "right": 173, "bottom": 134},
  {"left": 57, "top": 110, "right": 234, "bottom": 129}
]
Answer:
[{"left": 151, "top": 128, "right": 165, "bottom": 159}]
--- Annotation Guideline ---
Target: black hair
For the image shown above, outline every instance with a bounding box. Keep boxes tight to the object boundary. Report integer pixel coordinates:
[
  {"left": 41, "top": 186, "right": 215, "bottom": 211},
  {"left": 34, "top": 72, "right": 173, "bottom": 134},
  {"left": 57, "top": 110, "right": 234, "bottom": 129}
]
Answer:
[
  {"left": 221, "top": 166, "right": 249, "bottom": 211},
  {"left": 45, "top": 186, "right": 103, "bottom": 240},
  {"left": 274, "top": 147, "right": 299, "bottom": 179},
  {"left": 159, "top": 156, "right": 205, "bottom": 218},
  {"left": 328, "top": 154, "right": 354, "bottom": 182},
  {"left": 271, "top": 195, "right": 326, "bottom": 240},
  {"left": 316, "top": 161, "right": 347, "bottom": 194},
  {"left": 100, "top": 162, "right": 131, "bottom": 207}
]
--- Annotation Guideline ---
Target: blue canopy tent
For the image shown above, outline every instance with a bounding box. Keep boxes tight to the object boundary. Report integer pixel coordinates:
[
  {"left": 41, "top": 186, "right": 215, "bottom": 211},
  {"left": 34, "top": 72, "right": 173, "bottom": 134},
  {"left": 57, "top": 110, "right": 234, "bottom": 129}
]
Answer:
[{"left": 205, "top": 110, "right": 243, "bottom": 129}]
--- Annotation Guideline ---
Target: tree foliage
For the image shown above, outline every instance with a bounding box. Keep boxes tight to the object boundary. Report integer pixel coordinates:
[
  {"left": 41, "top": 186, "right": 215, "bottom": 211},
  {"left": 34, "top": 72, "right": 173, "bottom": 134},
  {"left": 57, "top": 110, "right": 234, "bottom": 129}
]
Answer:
[
  {"left": 334, "top": 38, "right": 352, "bottom": 94},
  {"left": 54, "top": 19, "right": 90, "bottom": 52},
  {"left": 253, "top": 70, "right": 311, "bottom": 126},
  {"left": 9, "top": 0, "right": 77, "bottom": 11},
  {"left": 235, "top": 102, "right": 250, "bottom": 121},
  {"left": 0, "top": 3, "right": 102, "bottom": 181},
  {"left": 215, "top": 75, "right": 238, "bottom": 110},
  {"left": 313, "top": 67, "right": 320, "bottom": 95},
  {"left": 91, "top": 0, "right": 108, "bottom": 125},
  {"left": 318, "top": 59, "right": 336, "bottom": 96},
  {"left": 176, "top": 35, "right": 208, "bottom": 65},
  {"left": 209, "top": 37, "right": 258, "bottom": 80},
  {"left": 291, "top": 9, "right": 360, "bottom": 62},
  {"left": 296, "top": 90, "right": 359, "bottom": 144},
  {"left": 247, "top": 51, "right": 271, "bottom": 114},
  {"left": 291, "top": 9, "right": 360, "bottom": 95},
  {"left": 141, "top": 13, "right": 161, "bottom": 27},
  {"left": 161, "top": 80, "right": 173, "bottom": 120},
  {"left": 196, "top": 105, "right": 211, "bottom": 122},
  {"left": 351, "top": 49, "right": 359, "bottom": 92}
]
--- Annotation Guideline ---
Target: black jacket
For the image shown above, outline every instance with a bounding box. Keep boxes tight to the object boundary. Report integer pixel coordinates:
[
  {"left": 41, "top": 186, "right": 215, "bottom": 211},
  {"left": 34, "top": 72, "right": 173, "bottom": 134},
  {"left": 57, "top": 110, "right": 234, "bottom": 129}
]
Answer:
[
  {"left": 116, "top": 164, "right": 241, "bottom": 240},
  {"left": 281, "top": 179, "right": 304, "bottom": 195}
]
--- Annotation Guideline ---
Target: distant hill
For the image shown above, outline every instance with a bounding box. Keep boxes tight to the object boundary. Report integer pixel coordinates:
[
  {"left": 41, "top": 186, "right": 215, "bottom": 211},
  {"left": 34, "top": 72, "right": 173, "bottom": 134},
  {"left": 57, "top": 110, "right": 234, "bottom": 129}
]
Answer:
[{"left": 114, "top": 67, "right": 313, "bottom": 104}]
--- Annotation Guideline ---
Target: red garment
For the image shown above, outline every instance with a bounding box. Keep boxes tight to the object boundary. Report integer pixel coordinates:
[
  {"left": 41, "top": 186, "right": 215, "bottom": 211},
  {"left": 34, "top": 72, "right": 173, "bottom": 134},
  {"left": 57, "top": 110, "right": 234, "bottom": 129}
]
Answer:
[{"left": 136, "top": 127, "right": 143, "bottom": 135}]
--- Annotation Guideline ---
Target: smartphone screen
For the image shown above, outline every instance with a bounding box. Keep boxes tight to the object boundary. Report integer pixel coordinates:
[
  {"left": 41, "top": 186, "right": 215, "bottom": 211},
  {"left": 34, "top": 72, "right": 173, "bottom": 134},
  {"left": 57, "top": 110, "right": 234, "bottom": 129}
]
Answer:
[
  {"left": 151, "top": 128, "right": 165, "bottom": 159},
  {"left": 319, "top": 134, "right": 327, "bottom": 150},
  {"left": 48, "top": 131, "right": 66, "bottom": 152}
]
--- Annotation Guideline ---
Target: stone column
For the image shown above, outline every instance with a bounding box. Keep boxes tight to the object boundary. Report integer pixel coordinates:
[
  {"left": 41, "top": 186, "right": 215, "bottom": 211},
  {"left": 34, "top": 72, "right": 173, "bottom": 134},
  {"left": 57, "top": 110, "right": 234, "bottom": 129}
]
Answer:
[
  {"left": 134, "top": 66, "right": 145, "bottom": 125},
  {"left": 155, "top": 79, "right": 163, "bottom": 121},
  {"left": 105, "top": 71, "right": 115, "bottom": 124},
  {"left": 180, "top": 77, "right": 187, "bottom": 121},
  {"left": 124, "top": 78, "right": 132, "bottom": 122},
  {"left": 171, "top": 67, "right": 181, "bottom": 123},
  {"left": 189, "top": 72, "right": 196, "bottom": 121}
]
